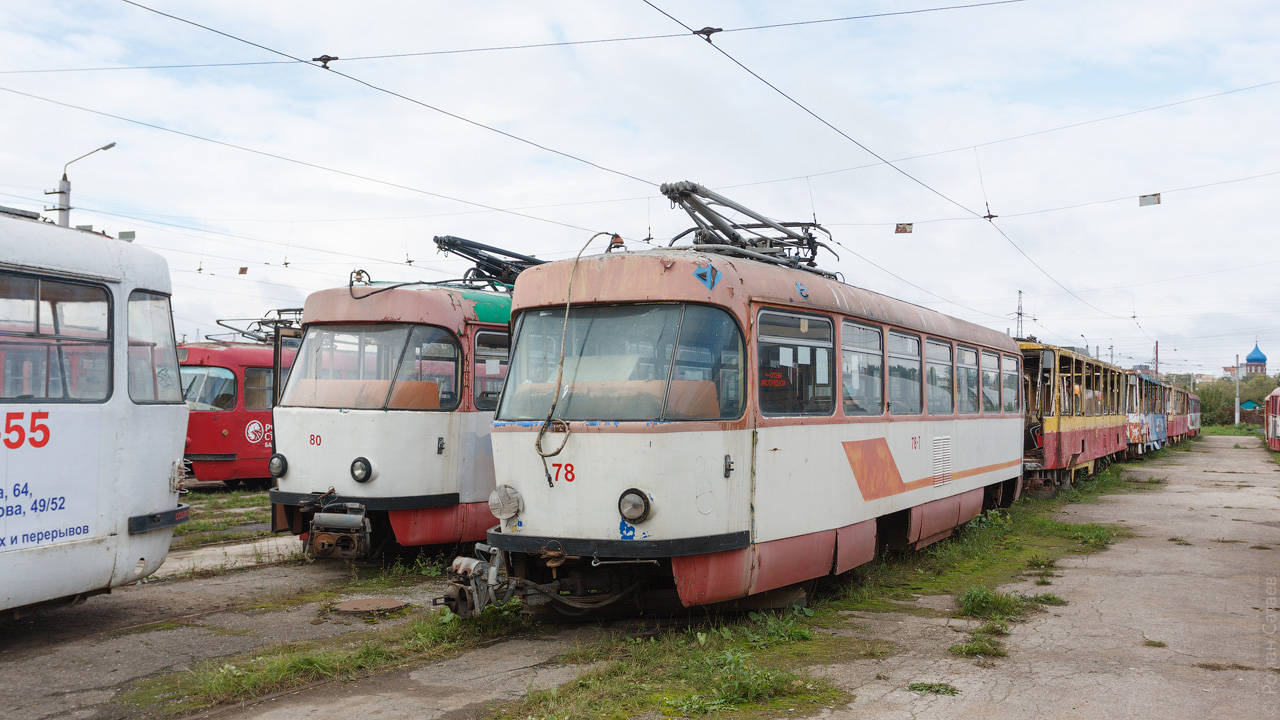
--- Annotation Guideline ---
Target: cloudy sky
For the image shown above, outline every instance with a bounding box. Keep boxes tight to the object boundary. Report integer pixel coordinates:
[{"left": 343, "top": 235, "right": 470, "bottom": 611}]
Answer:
[{"left": 2, "top": 0, "right": 1277, "bottom": 376}]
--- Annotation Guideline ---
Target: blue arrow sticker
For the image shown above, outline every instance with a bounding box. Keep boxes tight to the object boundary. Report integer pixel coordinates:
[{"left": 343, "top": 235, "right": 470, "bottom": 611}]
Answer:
[
  {"left": 796, "top": 281, "right": 809, "bottom": 298},
  {"left": 694, "top": 264, "right": 721, "bottom": 291}
]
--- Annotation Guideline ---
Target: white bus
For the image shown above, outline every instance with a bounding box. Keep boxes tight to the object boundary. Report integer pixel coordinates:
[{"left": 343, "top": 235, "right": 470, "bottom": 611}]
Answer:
[{"left": 1, "top": 209, "right": 189, "bottom": 617}]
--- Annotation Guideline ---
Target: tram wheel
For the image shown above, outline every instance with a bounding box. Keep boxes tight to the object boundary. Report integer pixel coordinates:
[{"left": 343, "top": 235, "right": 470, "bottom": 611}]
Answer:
[{"left": 1026, "top": 476, "right": 1056, "bottom": 499}]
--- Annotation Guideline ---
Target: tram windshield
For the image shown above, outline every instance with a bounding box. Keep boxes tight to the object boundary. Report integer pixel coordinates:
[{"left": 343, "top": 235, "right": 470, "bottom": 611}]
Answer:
[
  {"left": 181, "top": 366, "right": 237, "bottom": 410},
  {"left": 280, "top": 323, "right": 461, "bottom": 410},
  {"left": 497, "top": 303, "right": 744, "bottom": 422}
]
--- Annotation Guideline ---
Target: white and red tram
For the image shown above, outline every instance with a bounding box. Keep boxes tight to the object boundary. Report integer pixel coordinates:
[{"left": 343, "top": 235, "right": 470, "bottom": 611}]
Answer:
[
  {"left": 446, "top": 183, "right": 1023, "bottom": 616},
  {"left": 1, "top": 209, "right": 189, "bottom": 617}
]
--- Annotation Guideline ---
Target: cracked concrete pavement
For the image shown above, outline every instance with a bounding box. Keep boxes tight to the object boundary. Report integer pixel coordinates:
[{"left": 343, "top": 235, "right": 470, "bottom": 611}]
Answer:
[{"left": 809, "top": 434, "right": 1280, "bottom": 719}]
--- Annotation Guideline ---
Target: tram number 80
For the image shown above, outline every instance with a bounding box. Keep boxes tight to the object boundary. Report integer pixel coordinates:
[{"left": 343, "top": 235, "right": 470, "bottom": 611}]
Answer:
[{"left": 309, "top": 434, "right": 322, "bottom": 446}]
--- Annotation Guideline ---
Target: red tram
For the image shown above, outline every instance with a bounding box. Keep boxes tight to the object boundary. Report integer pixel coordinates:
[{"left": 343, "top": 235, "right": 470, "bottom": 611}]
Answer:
[
  {"left": 179, "top": 342, "right": 295, "bottom": 488},
  {"left": 1266, "top": 387, "right": 1280, "bottom": 451}
]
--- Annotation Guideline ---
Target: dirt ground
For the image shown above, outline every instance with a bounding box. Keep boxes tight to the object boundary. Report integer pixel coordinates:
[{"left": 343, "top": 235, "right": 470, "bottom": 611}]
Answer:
[{"left": 2, "top": 434, "right": 1276, "bottom": 720}]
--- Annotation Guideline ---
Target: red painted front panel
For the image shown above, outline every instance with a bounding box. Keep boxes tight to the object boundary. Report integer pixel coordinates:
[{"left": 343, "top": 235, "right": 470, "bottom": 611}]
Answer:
[
  {"left": 671, "top": 548, "right": 753, "bottom": 606},
  {"left": 1043, "top": 422, "right": 1126, "bottom": 469},
  {"left": 1168, "top": 416, "right": 1188, "bottom": 437},
  {"left": 748, "top": 531, "right": 836, "bottom": 596},
  {"left": 388, "top": 502, "right": 497, "bottom": 546},
  {"left": 185, "top": 406, "right": 276, "bottom": 482},
  {"left": 835, "top": 520, "right": 876, "bottom": 575}
]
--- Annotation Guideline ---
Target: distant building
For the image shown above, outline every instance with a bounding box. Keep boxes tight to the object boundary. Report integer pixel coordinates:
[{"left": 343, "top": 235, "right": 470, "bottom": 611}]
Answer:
[
  {"left": 1246, "top": 344, "right": 1267, "bottom": 375},
  {"left": 1241, "top": 400, "right": 1261, "bottom": 410},
  {"left": 1224, "top": 366, "right": 1238, "bottom": 380},
  {"left": 1193, "top": 373, "right": 1216, "bottom": 385}
]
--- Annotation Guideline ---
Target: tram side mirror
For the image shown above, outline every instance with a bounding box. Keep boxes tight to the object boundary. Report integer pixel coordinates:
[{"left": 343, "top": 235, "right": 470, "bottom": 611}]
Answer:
[{"left": 1040, "top": 350, "right": 1054, "bottom": 369}]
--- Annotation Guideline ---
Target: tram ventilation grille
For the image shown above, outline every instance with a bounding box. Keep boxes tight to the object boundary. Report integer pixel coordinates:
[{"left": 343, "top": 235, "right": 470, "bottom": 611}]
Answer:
[{"left": 932, "top": 436, "right": 953, "bottom": 486}]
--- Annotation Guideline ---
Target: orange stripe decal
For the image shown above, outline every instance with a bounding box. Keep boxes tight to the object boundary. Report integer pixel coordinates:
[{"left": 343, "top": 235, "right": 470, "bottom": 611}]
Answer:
[
  {"left": 842, "top": 438, "right": 906, "bottom": 501},
  {"left": 844, "top": 438, "right": 1021, "bottom": 500}
]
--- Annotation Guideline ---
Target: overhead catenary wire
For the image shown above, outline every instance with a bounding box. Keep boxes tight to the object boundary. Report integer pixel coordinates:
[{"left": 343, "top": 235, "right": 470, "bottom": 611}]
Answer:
[
  {"left": 118, "top": 0, "right": 656, "bottom": 187},
  {"left": 0, "top": 85, "right": 601, "bottom": 236},
  {"left": 6, "top": 0, "right": 1032, "bottom": 74}
]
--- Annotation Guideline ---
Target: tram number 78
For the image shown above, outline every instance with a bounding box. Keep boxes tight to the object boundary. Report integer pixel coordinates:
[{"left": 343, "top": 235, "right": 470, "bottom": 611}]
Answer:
[
  {"left": 551, "top": 463, "right": 575, "bottom": 482},
  {"left": 3, "top": 412, "right": 51, "bottom": 450}
]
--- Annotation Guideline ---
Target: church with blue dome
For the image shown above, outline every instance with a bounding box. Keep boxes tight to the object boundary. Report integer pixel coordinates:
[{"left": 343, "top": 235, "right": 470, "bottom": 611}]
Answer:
[{"left": 1245, "top": 343, "right": 1267, "bottom": 375}]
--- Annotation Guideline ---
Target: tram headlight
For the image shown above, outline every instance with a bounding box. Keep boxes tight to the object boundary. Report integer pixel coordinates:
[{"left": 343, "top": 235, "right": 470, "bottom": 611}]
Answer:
[
  {"left": 350, "top": 457, "right": 376, "bottom": 483},
  {"left": 489, "top": 484, "right": 523, "bottom": 520},
  {"left": 268, "top": 453, "right": 288, "bottom": 478},
  {"left": 618, "top": 488, "right": 652, "bottom": 523}
]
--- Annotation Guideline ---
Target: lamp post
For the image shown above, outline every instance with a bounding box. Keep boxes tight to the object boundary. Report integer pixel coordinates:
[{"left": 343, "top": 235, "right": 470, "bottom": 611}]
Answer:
[{"left": 46, "top": 142, "right": 116, "bottom": 228}]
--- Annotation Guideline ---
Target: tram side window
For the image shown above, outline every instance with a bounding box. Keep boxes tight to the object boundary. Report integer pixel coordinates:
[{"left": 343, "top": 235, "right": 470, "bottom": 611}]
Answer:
[
  {"left": 981, "top": 351, "right": 1000, "bottom": 413},
  {"left": 841, "top": 322, "right": 882, "bottom": 416},
  {"left": 181, "top": 366, "right": 237, "bottom": 410},
  {"left": 925, "top": 340, "right": 953, "bottom": 415},
  {"left": 886, "top": 332, "right": 921, "bottom": 415},
  {"left": 1002, "top": 354, "right": 1019, "bottom": 413},
  {"left": 127, "top": 291, "right": 183, "bottom": 404},
  {"left": 1, "top": 273, "right": 111, "bottom": 402},
  {"left": 389, "top": 326, "right": 461, "bottom": 411},
  {"left": 758, "top": 312, "right": 833, "bottom": 416},
  {"left": 473, "top": 331, "right": 510, "bottom": 411},
  {"left": 244, "top": 368, "right": 274, "bottom": 411},
  {"left": 957, "top": 347, "right": 979, "bottom": 414}
]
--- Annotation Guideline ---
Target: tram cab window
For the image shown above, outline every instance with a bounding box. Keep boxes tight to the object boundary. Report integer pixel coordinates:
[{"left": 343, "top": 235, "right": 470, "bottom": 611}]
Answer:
[
  {"left": 757, "top": 311, "right": 833, "bottom": 416},
  {"left": 281, "top": 324, "right": 460, "bottom": 411},
  {"left": 957, "top": 347, "right": 979, "bottom": 414},
  {"left": 127, "top": 290, "right": 183, "bottom": 404},
  {"left": 497, "top": 303, "right": 743, "bottom": 421},
  {"left": 473, "top": 331, "right": 510, "bottom": 411},
  {"left": 841, "top": 322, "right": 882, "bottom": 416},
  {"left": 1002, "top": 354, "right": 1020, "bottom": 413},
  {"left": 926, "top": 340, "right": 953, "bottom": 415},
  {"left": 882, "top": 332, "right": 920, "bottom": 415},
  {"left": 244, "top": 367, "right": 274, "bottom": 411},
  {"left": 1, "top": 272, "right": 111, "bottom": 402},
  {"left": 181, "top": 366, "right": 237, "bottom": 410}
]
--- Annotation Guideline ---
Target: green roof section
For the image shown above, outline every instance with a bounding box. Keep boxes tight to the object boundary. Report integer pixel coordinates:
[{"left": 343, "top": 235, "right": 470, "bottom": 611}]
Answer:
[{"left": 460, "top": 288, "right": 513, "bottom": 325}]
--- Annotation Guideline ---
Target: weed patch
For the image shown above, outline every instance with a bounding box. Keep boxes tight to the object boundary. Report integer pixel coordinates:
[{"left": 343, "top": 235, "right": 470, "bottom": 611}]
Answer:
[
  {"left": 1168, "top": 537, "right": 1193, "bottom": 546},
  {"left": 907, "top": 681, "right": 959, "bottom": 695},
  {"left": 1143, "top": 640, "right": 1167, "bottom": 647},
  {"left": 949, "top": 635, "right": 1007, "bottom": 658}
]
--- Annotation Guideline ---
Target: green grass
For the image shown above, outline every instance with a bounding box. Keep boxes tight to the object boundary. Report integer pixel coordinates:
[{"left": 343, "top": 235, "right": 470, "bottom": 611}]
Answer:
[
  {"left": 949, "top": 635, "right": 1007, "bottom": 658},
  {"left": 175, "top": 488, "right": 274, "bottom": 547},
  {"left": 907, "top": 682, "right": 959, "bottom": 695},
  {"left": 124, "top": 601, "right": 534, "bottom": 717},
  {"left": 1201, "top": 424, "right": 1262, "bottom": 436},
  {"left": 496, "top": 610, "right": 842, "bottom": 720},
  {"left": 1143, "top": 640, "right": 1167, "bottom": 647}
]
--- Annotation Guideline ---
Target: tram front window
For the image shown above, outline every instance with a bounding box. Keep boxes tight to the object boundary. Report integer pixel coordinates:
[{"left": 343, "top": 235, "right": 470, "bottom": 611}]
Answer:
[
  {"left": 181, "top": 366, "right": 237, "bottom": 410},
  {"left": 497, "top": 303, "right": 744, "bottom": 422},
  {"left": 280, "top": 324, "right": 461, "bottom": 411}
]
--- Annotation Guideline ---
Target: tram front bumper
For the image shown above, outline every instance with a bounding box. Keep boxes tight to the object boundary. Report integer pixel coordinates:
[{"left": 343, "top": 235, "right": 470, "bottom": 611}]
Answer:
[{"left": 127, "top": 503, "right": 191, "bottom": 534}]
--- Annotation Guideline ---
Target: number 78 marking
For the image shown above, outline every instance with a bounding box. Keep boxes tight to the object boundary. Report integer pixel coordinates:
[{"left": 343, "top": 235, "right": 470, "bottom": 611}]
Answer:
[{"left": 551, "top": 463, "right": 576, "bottom": 482}]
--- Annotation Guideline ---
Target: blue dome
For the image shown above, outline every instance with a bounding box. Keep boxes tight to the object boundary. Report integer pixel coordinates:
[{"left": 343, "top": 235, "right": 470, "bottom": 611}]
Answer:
[{"left": 1247, "top": 343, "right": 1266, "bottom": 363}]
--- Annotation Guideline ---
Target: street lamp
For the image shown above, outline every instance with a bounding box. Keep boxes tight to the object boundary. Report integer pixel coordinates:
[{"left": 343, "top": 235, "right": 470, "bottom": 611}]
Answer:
[{"left": 46, "top": 142, "right": 116, "bottom": 228}]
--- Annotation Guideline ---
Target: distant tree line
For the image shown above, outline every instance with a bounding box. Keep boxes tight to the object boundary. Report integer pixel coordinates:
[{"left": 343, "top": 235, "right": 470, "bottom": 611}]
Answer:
[{"left": 1166, "top": 372, "right": 1279, "bottom": 426}]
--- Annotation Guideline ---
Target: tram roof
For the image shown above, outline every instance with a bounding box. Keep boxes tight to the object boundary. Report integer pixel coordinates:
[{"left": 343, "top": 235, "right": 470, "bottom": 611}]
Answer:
[
  {"left": 511, "top": 249, "right": 1018, "bottom": 353},
  {"left": 301, "top": 282, "right": 512, "bottom": 329},
  {"left": 0, "top": 214, "right": 171, "bottom": 293},
  {"left": 1016, "top": 340, "right": 1125, "bottom": 372}
]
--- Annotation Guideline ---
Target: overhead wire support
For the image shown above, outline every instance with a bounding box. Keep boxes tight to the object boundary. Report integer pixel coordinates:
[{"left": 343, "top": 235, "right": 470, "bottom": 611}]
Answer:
[
  {"left": 118, "top": 0, "right": 655, "bottom": 188},
  {"left": 644, "top": 1, "right": 1135, "bottom": 324}
]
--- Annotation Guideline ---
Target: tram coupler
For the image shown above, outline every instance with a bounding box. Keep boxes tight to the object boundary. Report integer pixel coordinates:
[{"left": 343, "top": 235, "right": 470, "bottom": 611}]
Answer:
[
  {"left": 307, "top": 502, "right": 370, "bottom": 558},
  {"left": 438, "top": 543, "right": 560, "bottom": 618}
]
